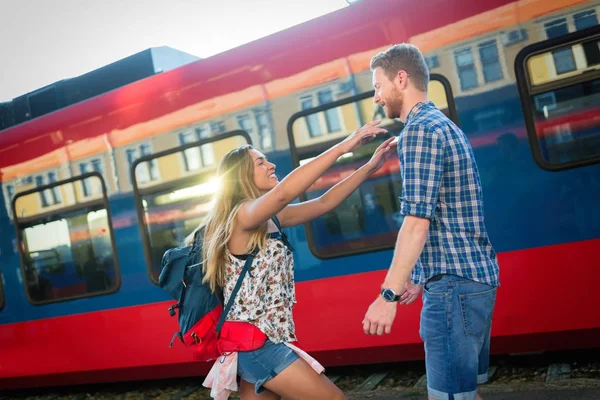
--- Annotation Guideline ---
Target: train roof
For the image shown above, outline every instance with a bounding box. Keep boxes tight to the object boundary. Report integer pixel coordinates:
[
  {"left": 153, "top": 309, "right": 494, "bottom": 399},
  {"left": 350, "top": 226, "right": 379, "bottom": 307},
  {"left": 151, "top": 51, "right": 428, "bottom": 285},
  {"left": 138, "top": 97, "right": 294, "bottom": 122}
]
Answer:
[{"left": 0, "top": 0, "right": 573, "bottom": 177}]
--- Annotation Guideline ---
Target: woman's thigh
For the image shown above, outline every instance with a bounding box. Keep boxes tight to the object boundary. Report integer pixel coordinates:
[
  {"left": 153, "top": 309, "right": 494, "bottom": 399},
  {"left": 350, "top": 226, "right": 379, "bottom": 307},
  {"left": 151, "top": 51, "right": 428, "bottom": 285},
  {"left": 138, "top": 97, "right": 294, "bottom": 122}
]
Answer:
[
  {"left": 240, "top": 379, "right": 280, "bottom": 400},
  {"left": 263, "top": 358, "right": 346, "bottom": 400},
  {"left": 237, "top": 340, "right": 299, "bottom": 395}
]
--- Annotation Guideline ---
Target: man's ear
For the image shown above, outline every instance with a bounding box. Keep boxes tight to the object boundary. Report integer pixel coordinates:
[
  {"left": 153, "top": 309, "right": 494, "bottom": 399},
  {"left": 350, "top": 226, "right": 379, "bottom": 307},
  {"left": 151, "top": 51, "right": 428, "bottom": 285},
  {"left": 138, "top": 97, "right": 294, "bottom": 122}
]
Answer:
[{"left": 395, "top": 70, "right": 407, "bottom": 90}]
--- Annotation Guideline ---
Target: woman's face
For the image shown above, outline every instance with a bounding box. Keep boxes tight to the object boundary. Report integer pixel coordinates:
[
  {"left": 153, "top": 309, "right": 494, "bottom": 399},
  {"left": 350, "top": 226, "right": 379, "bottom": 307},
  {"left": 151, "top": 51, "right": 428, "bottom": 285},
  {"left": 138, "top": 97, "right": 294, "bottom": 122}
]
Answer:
[{"left": 250, "top": 149, "right": 278, "bottom": 193}]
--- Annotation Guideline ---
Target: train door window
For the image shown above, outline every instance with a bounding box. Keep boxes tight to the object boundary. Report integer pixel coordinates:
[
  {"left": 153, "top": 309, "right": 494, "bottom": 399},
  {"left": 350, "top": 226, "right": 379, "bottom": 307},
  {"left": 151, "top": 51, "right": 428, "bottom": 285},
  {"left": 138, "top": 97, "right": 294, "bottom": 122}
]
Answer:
[
  {"left": 133, "top": 131, "right": 250, "bottom": 283},
  {"left": 516, "top": 26, "right": 600, "bottom": 170},
  {"left": 287, "top": 77, "right": 457, "bottom": 258},
  {"left": 13, "top": 173, "right": 120, "bottom": 304}
]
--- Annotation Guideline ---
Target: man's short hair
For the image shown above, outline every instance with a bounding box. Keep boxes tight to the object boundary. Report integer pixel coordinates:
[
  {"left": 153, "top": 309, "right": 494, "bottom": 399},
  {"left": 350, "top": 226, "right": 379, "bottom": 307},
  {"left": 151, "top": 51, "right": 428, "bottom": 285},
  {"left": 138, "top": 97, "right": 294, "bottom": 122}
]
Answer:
[{"left": 370, "top": 43, "right": 429, "bottom": 92}]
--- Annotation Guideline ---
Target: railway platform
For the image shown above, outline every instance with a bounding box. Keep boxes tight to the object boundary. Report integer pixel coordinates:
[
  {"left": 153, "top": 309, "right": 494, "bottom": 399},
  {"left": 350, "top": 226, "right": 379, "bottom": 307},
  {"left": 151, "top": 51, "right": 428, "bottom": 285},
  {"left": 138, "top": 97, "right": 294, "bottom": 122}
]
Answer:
[
  {"left": 349, "top": 388, "right": 600, "bottom": 399},
  {"left": 346, "top": 383, "right": 600, "bottom": 399}
]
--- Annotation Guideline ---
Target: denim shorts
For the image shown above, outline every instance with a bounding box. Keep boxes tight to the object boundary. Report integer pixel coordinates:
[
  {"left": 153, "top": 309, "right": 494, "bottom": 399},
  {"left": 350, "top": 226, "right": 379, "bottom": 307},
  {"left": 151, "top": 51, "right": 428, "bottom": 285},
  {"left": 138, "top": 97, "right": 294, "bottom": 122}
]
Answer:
[
  {"left": 420, "top": 274, "right": 497, "bottom": 400},
  {"left": 237, "top": 340, "right": 299, "bottom": 394}
]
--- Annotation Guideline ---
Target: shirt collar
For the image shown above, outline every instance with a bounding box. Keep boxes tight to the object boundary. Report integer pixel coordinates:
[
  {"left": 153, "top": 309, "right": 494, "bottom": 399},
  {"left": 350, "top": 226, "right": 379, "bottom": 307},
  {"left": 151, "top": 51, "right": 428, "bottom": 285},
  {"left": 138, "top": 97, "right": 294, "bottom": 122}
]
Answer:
[{"left": 404, "top": 101, "right": 434, "bottom": 124}]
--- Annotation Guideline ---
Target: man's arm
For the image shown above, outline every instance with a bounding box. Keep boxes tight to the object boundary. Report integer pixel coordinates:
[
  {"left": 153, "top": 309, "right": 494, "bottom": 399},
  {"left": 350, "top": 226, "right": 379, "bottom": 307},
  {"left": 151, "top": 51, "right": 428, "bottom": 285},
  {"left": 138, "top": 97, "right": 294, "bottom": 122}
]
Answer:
[
  {"left": 381, "top": 215, "right": 429, "bottom": 294},
  {"left": 362, "top": 123, "right": 445, "bottom": 336},
  {"left": 361, "top": 222, "right": 427, "bottom": 336},
  {"left": 382, "top": 123, "right": 444, "bottom": 293}
]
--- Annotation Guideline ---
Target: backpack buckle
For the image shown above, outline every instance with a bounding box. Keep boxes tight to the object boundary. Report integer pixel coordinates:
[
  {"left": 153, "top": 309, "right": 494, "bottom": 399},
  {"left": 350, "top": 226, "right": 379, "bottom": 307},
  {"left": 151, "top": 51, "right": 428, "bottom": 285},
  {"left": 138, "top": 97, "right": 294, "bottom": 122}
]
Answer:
[
  {"left": 168, "top": 304, "right": 179, "bottom": 317},
  {"left": 191, "top": 332, "right": 202, "bottom": 344}
]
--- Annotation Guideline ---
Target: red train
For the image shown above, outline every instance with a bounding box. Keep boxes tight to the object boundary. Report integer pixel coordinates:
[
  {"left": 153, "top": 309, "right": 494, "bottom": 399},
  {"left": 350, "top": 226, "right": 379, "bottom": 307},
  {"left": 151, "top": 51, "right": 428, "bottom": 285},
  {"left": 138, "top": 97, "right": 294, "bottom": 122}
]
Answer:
[{"left": 1, "top": 0, "right": 600, "bottom": 390}]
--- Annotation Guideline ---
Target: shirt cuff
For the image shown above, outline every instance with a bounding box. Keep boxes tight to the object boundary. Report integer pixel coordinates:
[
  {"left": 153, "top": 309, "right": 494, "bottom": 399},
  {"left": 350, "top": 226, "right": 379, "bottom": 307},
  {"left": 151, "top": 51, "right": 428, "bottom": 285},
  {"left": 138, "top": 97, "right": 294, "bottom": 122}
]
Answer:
[
  {"left": 400, "top": 198, "right": 436, "bottom": 220},
  {"left": 410, "top": 267, "right": 425, "bottom": 285}
]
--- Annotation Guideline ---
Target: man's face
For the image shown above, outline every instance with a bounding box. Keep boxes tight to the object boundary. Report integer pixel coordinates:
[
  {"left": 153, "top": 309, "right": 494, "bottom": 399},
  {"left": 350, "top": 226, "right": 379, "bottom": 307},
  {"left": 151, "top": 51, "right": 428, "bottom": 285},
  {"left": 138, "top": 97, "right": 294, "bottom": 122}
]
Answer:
[{"left": 372, "top": 67, "right": 403, "bottom": 119}]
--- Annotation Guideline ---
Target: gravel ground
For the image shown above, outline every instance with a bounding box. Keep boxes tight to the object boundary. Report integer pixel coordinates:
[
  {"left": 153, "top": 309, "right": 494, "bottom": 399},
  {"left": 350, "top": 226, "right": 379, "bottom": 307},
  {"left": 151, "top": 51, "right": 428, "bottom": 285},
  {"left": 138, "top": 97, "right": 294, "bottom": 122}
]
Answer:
[{"left": 3, "top": 349, "right": 599, "bottom": 399}]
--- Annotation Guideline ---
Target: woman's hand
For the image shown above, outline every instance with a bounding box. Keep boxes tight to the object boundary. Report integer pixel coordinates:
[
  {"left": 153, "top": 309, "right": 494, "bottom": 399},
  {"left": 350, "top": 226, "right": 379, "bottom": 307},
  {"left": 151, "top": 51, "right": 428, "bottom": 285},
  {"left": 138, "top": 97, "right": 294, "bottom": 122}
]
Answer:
[
  {"left": 337, "top": 121, "right": 388, "bottom": 154},
  {"left": 366, "top": 136, "right": 397, "bottom": 174}
]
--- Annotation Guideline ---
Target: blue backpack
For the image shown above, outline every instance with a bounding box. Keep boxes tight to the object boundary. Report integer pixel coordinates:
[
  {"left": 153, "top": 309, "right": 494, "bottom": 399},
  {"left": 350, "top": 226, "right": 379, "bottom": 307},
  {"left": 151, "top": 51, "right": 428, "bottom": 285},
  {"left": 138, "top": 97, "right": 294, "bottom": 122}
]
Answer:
[{"left": 158, "top": 217, "right": 292, "bottom": 360}]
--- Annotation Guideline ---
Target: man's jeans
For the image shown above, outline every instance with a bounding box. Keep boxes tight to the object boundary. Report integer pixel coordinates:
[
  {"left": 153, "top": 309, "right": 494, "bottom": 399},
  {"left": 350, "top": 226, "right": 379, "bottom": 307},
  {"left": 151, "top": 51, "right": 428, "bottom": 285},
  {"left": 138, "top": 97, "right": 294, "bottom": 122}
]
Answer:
[{"left": 420, "top": 274, "right": 497, "bottom": 400}]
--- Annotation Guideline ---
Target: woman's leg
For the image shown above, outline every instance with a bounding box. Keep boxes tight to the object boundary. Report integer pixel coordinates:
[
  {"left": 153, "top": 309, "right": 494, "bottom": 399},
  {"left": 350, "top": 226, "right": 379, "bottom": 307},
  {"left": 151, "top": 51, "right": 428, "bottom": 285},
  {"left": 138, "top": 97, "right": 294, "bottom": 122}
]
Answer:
[
  {"left": 239, "top": 379, "right": 280, "bottom": 400},
  {"left": 262, "top": 358, "right": 346, "bottom": 400}
]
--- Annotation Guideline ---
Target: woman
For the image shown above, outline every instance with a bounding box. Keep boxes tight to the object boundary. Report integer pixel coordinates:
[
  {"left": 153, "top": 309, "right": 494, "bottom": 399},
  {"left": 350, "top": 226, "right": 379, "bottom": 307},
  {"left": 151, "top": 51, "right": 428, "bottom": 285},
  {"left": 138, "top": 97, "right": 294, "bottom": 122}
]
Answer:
[{"left": 197, "top": 121, "right": 394, "bottom": 399}]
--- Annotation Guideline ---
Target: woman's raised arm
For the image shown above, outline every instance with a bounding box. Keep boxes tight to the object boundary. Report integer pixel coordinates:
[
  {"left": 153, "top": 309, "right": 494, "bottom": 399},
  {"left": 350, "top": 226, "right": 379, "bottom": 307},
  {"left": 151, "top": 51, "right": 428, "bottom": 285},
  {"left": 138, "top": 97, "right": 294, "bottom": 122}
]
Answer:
[
  {"left": 237, "top": 121, "right": 387, "bottom": 230},
  {"left": 277, "top": 137, "right": 396, "bottom": 227}
]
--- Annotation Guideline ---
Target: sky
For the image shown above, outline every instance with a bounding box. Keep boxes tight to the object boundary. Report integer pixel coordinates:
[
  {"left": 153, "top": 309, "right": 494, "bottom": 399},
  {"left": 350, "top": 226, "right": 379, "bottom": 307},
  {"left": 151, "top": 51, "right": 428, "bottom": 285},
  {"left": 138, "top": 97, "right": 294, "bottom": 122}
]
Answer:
[{"left": 0, "top": 0, "right": 350, "bottom": 103}]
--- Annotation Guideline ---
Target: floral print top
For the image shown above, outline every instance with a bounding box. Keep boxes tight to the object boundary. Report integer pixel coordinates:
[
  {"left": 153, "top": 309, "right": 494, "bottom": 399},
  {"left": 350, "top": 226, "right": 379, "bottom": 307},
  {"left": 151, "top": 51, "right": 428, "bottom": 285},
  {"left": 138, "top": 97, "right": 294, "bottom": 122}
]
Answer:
[{"left": 223, "top": 236, "right": 296, "bottom": 343}]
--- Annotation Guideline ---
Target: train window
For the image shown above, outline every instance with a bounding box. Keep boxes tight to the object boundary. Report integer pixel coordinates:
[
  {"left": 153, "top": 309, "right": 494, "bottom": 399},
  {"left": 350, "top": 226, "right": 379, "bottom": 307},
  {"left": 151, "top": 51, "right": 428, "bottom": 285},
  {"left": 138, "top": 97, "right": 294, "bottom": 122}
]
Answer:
[
  {"left": 12, "top": 173, "right": 120, "bottom": 304},
  {"left": 516, "top": 26, "right": 600, "bottom": 170},
  {"left": 133, "top": 131, "right": 251, "bottom": 283},
  {"left": 288, "top": 76, "right": 457, "bottom": 258}
]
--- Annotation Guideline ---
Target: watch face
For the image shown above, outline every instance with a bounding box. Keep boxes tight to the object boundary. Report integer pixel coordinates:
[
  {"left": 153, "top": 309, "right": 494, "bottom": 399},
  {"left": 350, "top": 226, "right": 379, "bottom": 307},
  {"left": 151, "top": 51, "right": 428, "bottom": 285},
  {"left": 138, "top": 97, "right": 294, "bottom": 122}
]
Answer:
[{"left": 382, "top": 289, "right": 395, "bottom": 301}]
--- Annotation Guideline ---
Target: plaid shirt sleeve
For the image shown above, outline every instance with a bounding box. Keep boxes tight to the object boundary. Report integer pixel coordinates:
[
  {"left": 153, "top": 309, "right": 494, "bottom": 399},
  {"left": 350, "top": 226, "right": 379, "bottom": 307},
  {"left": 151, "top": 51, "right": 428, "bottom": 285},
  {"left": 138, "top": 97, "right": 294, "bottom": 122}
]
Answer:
[
  {"left": 398, "top": 124, "right": 445, "bottom": 220},
  {"left": 410, "top": 264, "right": 425, "bottom": 285}
]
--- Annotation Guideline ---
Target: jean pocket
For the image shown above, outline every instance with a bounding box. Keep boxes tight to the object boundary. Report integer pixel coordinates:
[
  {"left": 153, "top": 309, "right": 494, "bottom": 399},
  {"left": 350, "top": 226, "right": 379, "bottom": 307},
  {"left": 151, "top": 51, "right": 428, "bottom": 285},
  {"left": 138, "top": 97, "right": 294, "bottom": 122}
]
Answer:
[
  {"left": 459, "top": 287, "right": 496, "bottom": 339},
  {"left": 424, "top": 280, "right": 447, "bottom": 297}
]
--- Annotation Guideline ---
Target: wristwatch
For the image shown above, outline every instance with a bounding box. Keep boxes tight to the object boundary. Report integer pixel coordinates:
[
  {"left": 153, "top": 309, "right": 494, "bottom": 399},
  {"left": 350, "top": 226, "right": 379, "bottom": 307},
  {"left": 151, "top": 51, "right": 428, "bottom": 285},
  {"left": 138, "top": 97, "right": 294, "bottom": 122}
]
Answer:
[{"left": 380, "top": 288, "right": 400, "bottom": 302}]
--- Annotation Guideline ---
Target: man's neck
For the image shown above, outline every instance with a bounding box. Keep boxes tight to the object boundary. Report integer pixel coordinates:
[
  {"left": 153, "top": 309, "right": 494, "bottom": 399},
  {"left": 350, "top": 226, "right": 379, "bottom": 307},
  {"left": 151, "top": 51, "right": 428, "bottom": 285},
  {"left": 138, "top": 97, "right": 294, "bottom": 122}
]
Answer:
[{"left": 400, "top": 92, "right": 428, "bottom": 122}]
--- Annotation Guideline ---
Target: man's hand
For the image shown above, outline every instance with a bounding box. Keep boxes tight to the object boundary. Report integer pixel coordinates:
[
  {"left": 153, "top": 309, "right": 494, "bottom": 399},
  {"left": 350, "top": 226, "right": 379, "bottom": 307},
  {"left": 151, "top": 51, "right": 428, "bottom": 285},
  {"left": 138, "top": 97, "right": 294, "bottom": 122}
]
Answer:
[
  {"left": 362, "top": 296, "right": 397, "bottom": 335},
  {"left": 400, "top": 282, "right": 423, "bottom": 305}
]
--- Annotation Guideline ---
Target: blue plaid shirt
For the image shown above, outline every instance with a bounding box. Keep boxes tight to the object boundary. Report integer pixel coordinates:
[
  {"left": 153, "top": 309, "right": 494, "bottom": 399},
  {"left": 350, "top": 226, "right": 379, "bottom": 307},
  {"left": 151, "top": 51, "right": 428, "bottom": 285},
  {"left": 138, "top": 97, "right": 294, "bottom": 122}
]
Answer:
[{"left": 398, "top": 101, "right": 499, "bottom": 287}]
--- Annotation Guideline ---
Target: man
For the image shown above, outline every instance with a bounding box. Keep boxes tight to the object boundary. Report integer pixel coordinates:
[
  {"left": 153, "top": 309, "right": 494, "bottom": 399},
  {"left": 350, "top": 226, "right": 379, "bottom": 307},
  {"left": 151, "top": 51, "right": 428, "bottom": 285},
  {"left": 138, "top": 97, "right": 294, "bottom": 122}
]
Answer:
[{"left": 362, "top": 43, "right": 500, "bottom": 400}]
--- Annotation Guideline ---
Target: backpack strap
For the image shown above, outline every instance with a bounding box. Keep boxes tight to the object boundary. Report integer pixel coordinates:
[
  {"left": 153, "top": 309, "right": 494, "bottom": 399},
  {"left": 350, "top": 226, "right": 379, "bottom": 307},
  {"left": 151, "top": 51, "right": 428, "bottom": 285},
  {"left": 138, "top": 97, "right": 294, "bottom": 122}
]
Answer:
[
  {"left": 269, "top": 215, "right": 295, "bottom": 252},
  {"left": 272, "top": 215, "right": 282, "bottom": 230},
  {"left": 169, "top": 230, "right": 202, "bottom": 347},
  {"left": 169, "top": 230, "right": 200, "bottom": 318},
  {"left": 215, "top": 246, "right": 258, "bottom": 334},
  {"left": 214, "top": 216, "right": 291, "bottom": 334}
]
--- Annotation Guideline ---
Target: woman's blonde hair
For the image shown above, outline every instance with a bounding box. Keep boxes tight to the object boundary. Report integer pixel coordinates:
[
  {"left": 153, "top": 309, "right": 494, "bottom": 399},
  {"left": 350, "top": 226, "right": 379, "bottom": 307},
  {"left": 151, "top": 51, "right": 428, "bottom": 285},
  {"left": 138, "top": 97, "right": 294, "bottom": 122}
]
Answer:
[{"left": 184, "top": 145, "right": 268, "bottom": 292}]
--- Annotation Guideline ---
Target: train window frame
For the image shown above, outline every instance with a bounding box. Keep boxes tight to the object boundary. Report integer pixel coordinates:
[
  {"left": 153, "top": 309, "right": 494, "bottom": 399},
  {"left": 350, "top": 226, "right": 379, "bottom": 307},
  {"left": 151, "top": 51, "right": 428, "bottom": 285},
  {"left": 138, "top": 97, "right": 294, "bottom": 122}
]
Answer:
[
  {"left": 12, "top": 172, "right": 121, "bottom": 305},
  {"left": 0, "top": 262, "right": 4, "bottom": 311},
  {"left": 515, "top": 24, "right": 600, "bottom": 171},
  {"left": 1, "top": 183, "right": 15, "bottom": 312},
  {"left": 132, "top": 129, "right": 252, "bottom": 284},
  {"left": 286, "top": 74, "right": 458, "bottom": 259}
]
